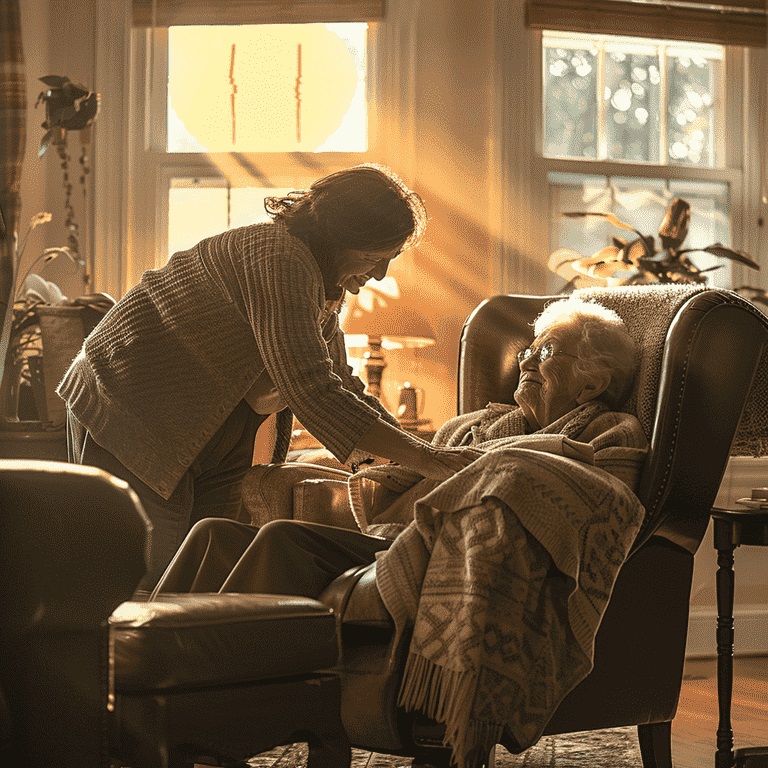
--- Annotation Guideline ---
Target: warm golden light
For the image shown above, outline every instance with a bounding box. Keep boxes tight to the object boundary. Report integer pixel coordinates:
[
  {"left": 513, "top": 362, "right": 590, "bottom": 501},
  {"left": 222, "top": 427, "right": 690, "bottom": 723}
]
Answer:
[
  {"left": 167, "top": 23, "right": 366, "bottom": 152},
  {"left": 167, "top": 183, "right": 296, "bottom": 258}
]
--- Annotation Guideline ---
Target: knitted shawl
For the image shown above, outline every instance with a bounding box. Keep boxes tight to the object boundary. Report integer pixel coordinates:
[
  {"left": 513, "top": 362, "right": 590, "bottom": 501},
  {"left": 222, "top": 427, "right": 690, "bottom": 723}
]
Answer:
[{"left": 571, "top": 285, "right": 768, "bottom": 457}]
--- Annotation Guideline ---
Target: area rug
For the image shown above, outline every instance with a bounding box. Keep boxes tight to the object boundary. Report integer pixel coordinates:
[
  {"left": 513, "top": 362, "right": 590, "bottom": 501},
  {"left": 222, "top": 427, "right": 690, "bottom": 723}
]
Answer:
[{"left": 247, "top": 726, "right": 641, "bottom": 768}]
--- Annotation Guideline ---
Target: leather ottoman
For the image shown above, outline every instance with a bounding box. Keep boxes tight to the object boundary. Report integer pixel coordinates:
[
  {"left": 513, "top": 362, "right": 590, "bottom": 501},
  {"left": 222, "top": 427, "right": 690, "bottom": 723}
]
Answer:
[{"left": 109, "top": 593, "right": 350, "bottom": 768}]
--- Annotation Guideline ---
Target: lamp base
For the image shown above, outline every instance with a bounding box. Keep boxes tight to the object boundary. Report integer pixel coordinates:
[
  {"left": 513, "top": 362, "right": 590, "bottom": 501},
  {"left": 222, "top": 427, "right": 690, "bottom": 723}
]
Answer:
[{"left": 362, "top": 339, "right": 386, "bottom": 401}]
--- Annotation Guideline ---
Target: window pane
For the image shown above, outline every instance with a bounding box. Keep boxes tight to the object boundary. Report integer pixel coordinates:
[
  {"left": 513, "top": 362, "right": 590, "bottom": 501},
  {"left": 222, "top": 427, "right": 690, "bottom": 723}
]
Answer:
[
  {"left": 542, "top": 32, "right": 725, "bottom": 167},
  {"left": 168, "top": 180, "right": 295, "bottom": 259},
  {"left": 549, "top": 173, "right": 611, "bottom": 256},
  {"left": 229, "top": 187, "right": 294, "bottom": 230},
  {"left": 167, "top": 23, "right": 368, "bottom": 153},
  {"left": 548, "top": 172, "right": 731, "bottom": 288},
  {"left": 667, "top": 47, "right": 722, "bottom": 167},
  {"left": 168, "top": 182, "right": 229, "bottom": 256},
  {"left": 543, "top": 43, "right": 598, "bottom": 159},
  {"left": 604, "top": 44, "right": 661, "bottom": 163}
]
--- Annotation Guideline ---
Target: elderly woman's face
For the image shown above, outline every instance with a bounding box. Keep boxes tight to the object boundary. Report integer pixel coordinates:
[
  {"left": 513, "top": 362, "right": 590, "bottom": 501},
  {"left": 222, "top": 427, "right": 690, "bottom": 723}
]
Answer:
[{"left": 514, "top": 326, "right": 606, "bottom": 430}]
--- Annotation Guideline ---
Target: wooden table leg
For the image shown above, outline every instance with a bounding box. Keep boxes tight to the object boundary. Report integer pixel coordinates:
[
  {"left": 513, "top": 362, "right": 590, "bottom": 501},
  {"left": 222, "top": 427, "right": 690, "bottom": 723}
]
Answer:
[{"left": 714, "top": 518, "right": 736, "bottom": 768}]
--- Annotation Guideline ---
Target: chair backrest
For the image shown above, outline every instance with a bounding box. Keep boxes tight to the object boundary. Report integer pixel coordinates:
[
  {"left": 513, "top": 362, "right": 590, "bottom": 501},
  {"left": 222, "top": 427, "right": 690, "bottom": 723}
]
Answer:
[
  {"left": 458, "top": 286, "right": 768, "bottom": 555},
  {"left": 0, "top": 460, "right": 149, "bottom": 633},
  {"left": 0, "top": 460, "right": 149, "bottom": 768}
]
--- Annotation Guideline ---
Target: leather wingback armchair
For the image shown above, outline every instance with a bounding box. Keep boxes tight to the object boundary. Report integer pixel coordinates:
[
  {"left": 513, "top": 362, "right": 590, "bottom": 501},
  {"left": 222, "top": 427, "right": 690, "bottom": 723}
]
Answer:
[
  {"left": 0, "top": 460, "right": 148, "bottom": 768},
  {"left": 241, "top": 287, "right": 768, "bottom": 768}
]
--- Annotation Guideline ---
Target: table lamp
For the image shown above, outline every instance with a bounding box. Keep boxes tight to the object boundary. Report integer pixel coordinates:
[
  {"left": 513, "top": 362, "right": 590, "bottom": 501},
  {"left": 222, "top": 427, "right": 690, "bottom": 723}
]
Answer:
[{"left": 342, "top": 291, "right": 435, "bottom": 406}]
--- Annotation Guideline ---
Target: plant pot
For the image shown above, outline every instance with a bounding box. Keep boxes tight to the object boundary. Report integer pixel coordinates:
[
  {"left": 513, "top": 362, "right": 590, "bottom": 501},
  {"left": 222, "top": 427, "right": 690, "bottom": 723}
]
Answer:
[
  {"left": 0, "top": 419, "right": 67, "bottom": 460},
  {"left": 35, "top": 304, "right": 103, "bottom": 428}
]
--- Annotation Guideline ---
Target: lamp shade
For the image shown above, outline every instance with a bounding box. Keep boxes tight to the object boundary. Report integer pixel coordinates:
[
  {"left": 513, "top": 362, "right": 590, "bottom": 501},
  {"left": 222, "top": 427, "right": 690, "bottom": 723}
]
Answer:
[{"left": 342, "top": 297, "right": 436, "bottom": 351}]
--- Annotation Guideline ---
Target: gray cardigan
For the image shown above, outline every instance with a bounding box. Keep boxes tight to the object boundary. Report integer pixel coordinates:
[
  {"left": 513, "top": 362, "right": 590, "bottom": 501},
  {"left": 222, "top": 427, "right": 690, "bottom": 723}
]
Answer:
[{"left": 58, "top": 220, "right": 397, "bottom": 499}]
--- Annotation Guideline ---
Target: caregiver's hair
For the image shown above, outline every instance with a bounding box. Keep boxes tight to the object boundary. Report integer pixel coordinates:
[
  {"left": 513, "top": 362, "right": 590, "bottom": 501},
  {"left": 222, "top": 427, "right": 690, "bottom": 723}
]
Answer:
[
  {"left": 265, "top": 164, "right": 427, "bottom": 298},
  {"left": 535, "top": 297, "right": 638, "bottom": 409}
]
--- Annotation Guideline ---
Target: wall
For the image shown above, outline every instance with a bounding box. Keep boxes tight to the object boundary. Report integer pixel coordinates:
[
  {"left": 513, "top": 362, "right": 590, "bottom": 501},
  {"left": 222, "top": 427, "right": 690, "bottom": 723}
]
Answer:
[
  {"left": 378, "top": 0, "right": 497, "bottom": 424},
  {"left": 20, "top": 0, "right": 96, "bottom": 301},
  {"left": 686, "top": 456, "right": 768, "bottom": 657}
]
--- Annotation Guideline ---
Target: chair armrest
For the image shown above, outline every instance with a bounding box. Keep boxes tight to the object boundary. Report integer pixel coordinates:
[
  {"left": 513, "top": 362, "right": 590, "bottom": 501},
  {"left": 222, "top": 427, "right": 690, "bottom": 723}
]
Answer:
[
  {"left": 241, "top": 462, "right": 356, "bottom": 529},
  {"left": 319, "top": 562, "right": 393, "bottom": 629}
]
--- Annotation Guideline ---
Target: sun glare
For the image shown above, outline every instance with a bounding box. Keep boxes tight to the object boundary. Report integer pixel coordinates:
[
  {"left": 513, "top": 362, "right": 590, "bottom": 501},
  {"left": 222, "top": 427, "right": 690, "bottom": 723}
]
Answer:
[{"left": 167, "top": 23, "right": 368, "bottom": 153}]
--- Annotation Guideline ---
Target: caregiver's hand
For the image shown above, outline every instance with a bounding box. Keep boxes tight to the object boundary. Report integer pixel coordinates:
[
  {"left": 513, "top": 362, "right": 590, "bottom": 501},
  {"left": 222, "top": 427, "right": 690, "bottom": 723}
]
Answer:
[
  {"left": 417, "top": 445, "right": 481, "bottom": 480},
  {"left": 356, "top": 418, "right": 480, "bottom": 480}
]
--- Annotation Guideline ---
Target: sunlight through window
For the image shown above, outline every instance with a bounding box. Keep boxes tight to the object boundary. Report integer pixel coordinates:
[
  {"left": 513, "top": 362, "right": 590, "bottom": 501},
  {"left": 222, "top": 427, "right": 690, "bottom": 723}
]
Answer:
[
  {"left": 167, "top": 23, "right": 368, "bottom": 152},
  {"left": 168, "top": 181, "right": 297, "bottom": 257}
]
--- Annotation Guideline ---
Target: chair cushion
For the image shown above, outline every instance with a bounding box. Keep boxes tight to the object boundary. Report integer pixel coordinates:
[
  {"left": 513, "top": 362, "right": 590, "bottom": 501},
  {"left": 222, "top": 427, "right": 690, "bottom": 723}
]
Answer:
[{"left": 110, "top": 593, "right": 338, "bottom": 692}]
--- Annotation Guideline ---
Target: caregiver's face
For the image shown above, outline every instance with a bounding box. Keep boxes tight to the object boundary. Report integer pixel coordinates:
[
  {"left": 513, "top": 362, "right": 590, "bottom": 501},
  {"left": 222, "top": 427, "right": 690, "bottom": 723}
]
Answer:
[
  {"left": 334, "top": 246, "right": 400, "bottom": 294},
  {"left": 513, "top": 326, "right": 591, "bottom": 430}
]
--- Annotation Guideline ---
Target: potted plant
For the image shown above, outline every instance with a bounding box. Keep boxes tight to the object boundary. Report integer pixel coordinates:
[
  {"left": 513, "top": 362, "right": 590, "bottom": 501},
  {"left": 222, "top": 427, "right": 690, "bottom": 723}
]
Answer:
[
  {"left": 548, "top": 197, "right": 759, "bottom": 289},
  {"left": 0, "top": 75, "right": 111, "bottom": 455}
]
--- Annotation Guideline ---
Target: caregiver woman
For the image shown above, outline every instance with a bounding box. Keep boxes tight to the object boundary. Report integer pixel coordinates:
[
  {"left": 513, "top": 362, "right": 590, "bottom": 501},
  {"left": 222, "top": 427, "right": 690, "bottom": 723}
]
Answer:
[{"left": 58, "top": 164, "right": 474, "bottom": 591}]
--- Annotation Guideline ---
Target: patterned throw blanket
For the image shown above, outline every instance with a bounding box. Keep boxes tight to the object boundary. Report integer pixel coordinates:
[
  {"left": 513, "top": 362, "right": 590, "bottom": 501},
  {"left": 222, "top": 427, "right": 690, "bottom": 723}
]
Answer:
[{"left": 348, "top": 402, "right": 648, "bottom": 768}]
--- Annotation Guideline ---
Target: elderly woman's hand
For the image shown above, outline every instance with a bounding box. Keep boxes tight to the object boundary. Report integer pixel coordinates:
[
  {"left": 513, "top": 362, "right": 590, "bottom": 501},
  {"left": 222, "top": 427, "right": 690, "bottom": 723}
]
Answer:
[{"left": 417, "top": 445, "right": 481, "bottom": 480}]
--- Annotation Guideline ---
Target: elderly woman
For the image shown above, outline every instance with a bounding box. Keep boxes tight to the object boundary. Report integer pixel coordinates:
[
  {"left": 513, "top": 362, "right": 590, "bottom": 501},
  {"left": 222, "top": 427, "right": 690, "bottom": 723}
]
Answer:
[{"left": 153, "top": 297, "right": 648, "bottom": 768}]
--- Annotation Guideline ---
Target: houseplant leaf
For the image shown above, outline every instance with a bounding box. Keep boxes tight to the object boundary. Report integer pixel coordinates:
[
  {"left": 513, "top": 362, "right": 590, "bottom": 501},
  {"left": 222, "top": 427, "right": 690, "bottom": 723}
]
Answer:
[
  {"left": 571, "top": 246, "right": 627, "bottom": 279},
  {"left": 658, "top": 198, "right": 691, "bottom": 250},
  {"left": 678, "top": 244, "right": 760, "bottom": 270},
  {"left": 735, "top": 286, "right": 768, "bottom": 307},
  {"left": 38, "top": 130, "right": 53, "bottom": 158},
  {"left": 562, "top": 210, "right": 640, "bottom": 234},
  {"left": 39, "top": 74, "right": 68, "bottom": 87}
]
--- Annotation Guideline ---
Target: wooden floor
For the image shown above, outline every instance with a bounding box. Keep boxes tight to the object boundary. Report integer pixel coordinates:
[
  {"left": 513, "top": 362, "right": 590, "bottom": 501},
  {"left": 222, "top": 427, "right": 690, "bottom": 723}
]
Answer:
[{"left": 672, "top": 655, "right": 768, "bottom": 768}]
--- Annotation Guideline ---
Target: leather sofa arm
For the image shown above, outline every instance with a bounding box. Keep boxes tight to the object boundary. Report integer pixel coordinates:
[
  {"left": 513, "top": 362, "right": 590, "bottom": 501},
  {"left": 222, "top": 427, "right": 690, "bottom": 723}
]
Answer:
[{"left": 241, "top": 462, "right": 357, "bottom": 530}]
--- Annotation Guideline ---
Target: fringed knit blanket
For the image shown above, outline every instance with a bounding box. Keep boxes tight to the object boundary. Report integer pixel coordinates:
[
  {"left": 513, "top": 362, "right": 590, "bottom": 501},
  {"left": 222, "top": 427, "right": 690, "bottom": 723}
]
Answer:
[{"left": 348, "top": 402, "right": 648, "bottom": 768}]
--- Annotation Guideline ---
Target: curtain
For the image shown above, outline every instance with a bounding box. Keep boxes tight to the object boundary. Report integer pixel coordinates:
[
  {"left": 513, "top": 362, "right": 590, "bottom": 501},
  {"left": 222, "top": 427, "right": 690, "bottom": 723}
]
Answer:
[
  {"left": 133, "top": 0, "right": 386, "bottom": 26},
  {"left": 0, "top": 0, "right": 26, "bottom": 381},
  {"left": 526, "top": 0, "right": 767, "bottom": 47}
]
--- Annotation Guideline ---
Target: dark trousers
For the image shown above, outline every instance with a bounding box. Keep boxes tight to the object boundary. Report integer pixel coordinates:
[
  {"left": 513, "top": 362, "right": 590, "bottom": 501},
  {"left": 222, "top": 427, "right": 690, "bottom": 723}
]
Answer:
[
  {"left": 70, "top": 401, "right": 266, "bottom": 592},
  {"left": 152, "top": 518, "right": 392, "bottom": 599}
]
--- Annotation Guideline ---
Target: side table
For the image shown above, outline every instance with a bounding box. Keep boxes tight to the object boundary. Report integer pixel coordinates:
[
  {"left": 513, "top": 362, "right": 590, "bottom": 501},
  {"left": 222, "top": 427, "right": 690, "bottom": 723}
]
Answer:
[{"left": 710, "top": 505, "right": 768, "bottom": 768}]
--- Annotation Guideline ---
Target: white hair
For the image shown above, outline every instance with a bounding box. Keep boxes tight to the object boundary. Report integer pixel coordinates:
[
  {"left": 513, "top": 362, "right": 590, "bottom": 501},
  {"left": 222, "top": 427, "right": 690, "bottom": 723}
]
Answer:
[
  {"left": 533, "top": 297, "right": 638, "bottom": 409},
  {"left": 534, "top": 297, "right": 625, "bottom": 336}
]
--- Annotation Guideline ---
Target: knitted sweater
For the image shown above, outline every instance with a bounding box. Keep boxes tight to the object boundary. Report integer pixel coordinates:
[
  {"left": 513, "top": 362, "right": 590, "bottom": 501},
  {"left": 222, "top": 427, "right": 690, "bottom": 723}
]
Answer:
[{"left": 58, "top": 221, "right": 396, "bottom": 499}]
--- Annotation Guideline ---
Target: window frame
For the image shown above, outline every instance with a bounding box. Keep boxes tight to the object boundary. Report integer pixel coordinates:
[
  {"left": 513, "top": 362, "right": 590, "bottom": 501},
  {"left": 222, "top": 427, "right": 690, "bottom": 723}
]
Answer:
[
  {"left": 535, "top": 36, "right": 745, "bottom": 292},
  {"left": 126, "top": 22, "right": 386, "bottom": 287}
]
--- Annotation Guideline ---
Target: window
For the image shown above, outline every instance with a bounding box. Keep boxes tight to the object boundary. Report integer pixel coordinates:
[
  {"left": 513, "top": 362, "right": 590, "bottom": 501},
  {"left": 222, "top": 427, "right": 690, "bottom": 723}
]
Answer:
[
  {"left": 166, "top": 23, "right": 369, "bottom": 153},
  {"left": 544, "top": 33, "right": 724, "bottom": 166},
  {"left": 167, "top": 180, "right": 297, "bottom": 256},
  {"left": 541, "top": 31, "right": 742, "bottom": 289},
  {"left": 128, "top": 21, "right": 377, "bottom": 281}
]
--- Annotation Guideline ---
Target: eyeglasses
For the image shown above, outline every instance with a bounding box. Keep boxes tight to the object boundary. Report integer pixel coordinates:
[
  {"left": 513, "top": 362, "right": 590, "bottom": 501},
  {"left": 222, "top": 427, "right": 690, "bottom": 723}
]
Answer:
[{"left": 517, "top": 341, "right": 577, "bottom": 365}]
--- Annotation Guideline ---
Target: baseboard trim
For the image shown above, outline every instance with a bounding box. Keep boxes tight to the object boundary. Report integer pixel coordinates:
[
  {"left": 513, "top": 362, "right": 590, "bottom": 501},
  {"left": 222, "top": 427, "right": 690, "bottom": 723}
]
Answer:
[{"left": 686, "top": 606, "right": 768, "bottom": 658}]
